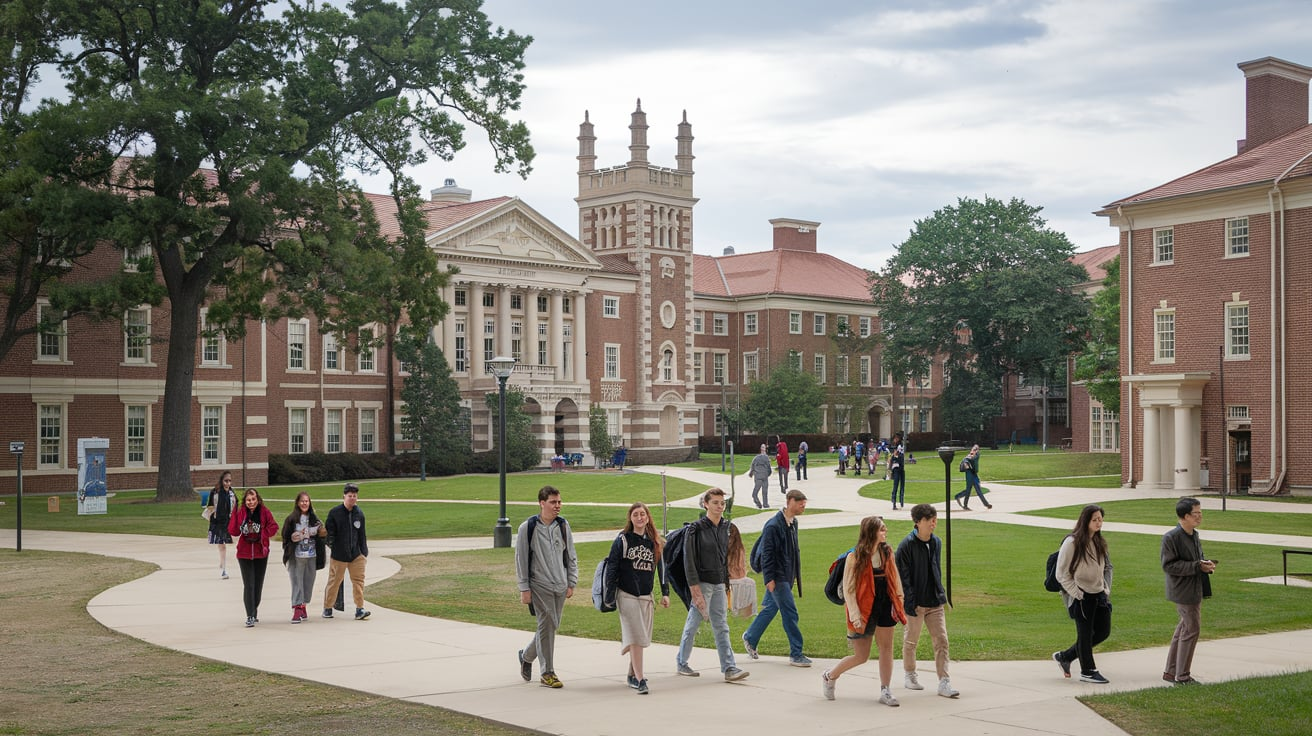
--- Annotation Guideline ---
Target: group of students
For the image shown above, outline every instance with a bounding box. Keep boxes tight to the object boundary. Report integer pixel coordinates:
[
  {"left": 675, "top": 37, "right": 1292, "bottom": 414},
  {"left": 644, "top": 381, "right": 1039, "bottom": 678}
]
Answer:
[{"left": 204, "top": 471, "right": 373, "bottom": 627}]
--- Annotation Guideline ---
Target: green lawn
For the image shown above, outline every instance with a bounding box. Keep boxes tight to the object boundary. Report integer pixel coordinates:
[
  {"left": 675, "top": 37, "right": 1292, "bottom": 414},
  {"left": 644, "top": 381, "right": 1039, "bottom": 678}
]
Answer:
[
  {"left": 1082, "top": 669, "right": 1312, "bottom": 736},
  {"left": 1025, "top": 499, "right": 1312, "bottom": 537}
]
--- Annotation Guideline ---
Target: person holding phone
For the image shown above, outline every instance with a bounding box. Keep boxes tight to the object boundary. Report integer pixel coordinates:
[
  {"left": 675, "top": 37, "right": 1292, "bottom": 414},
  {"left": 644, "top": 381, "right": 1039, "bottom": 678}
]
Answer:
[{"left": 1161, "top": 497, "right": 1216, "bottom": 685}]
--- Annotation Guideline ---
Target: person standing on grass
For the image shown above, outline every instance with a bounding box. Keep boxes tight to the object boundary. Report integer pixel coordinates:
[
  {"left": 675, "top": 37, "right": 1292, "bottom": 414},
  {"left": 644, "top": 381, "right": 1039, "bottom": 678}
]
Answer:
[
  {"left": 281, "top": 492, "right": 327, "bottom": 624},
  {"left": 742, "top": 489, "right": 810, "bottom": 668},
  {"left": 322, "top": 483, "right": 371, "bottom": 622},
  {"left": 676, "top": 487, "right": 749, "bottom": 682},
  {"left": 206, "top": 471, "right": 237, "bottom": 580},
  {"left": 515, "top": 485, "right": 579, "bottom": 689},
  {"left": 1052, "top": 504, "right": 1113, "bottom": 684},
  {"left": 889, "top": 434, "right": 906, "bottom": 510},
  {"left": 896, "top": 503, "right": 959, "bottom": 699},
  {"left": 1161, "top": 497, "right": 1215, "bottom": 685},
  {"left": 822, "top": 515, "right": 907, "bottom": 705},
  {"left": 749, "top": 444, "right": 772, "bottom": 509},
  {"left": 604, "top": 502, "right": 669, "bottom": 695},
  {"left": 228, "top": 488, "right": 278, "bottom": 628},
  {"left": 954, "top": 445, "right": 991, "bottom": 510}
]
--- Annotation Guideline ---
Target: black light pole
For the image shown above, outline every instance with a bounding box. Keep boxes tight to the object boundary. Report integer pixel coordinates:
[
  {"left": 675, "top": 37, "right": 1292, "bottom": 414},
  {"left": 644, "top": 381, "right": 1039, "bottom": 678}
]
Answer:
[
  {"left": 937, "top": 445, "right": 956, "bottom": 606},
  {"left": 9, "top": 441, "right": 23, "bottom": 552},
  {"left": 720, "top": 379, "right": 728, "bottom": 472},
  {"left": 489, "top": 356, "right": 517, "bottom": 548}
]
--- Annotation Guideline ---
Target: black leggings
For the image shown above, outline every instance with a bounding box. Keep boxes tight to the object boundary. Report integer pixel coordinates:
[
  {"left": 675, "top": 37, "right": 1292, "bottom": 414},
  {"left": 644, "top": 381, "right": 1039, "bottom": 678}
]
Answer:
[
  {"left": 238, "top": 556, "right": 269, "bottom": 618},
  {"left": 1061, "top": 593, "right": 1111, "bottom": 674}
]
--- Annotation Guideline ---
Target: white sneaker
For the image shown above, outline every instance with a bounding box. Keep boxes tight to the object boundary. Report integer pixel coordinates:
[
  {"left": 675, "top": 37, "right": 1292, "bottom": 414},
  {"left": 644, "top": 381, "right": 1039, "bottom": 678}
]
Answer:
[
  {"left": 904, "top": 671, "right": 924, "bottom": 690},
  {"left": 220, "top": 569, "right": 228, "bottom": 579},
  {"left": 937, "top": 677, "right": 960, "bottom": 698},
  {"left": 821, "top": 670, "right": 835, "bottom": 701},
  {"left": 879, "top": 686, "right": 900, "bottom": 707}
]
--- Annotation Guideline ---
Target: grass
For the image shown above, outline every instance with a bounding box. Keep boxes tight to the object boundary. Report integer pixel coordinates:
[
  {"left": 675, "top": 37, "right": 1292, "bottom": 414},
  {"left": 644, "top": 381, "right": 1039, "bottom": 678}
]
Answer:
[
  {"left": 1025, "top": 500, "right": 1312, "bottom": 537},
  {"left": 0, "top": 550, "right": 532, "bottom": 736},
  {"left": 1082, "top": 669, "right": 1312, "bottom": 736}
]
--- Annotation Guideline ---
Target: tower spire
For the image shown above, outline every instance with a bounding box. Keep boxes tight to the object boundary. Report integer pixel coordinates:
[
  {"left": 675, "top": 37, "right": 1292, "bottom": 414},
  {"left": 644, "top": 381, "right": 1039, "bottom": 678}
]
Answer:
[
  {"left": 628, "top": 98, "right": 649, "bottom": 166},
  {"left": 577, "top": 110, "right": 596, "bottom": 173},
  {"left": 675, "top": 109, "right": 694, "bottom": 173}
]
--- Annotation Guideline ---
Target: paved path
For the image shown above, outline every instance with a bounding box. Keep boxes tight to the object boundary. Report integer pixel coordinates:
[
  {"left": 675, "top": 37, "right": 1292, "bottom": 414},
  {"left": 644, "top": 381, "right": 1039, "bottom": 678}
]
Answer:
[{"left": 4, "top": 465, "right": 1311, "bottom": 736}]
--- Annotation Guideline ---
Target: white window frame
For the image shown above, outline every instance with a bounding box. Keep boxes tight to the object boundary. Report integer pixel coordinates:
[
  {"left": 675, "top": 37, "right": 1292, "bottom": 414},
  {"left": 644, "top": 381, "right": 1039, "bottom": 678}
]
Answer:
[
  {"left": 201, "top": 405, "right": 223, "bottom": 464},
  {"left": 712, "top": 352, "right": 727, "bottom": 384},
  {"left": 125, "top": 404, "right": 149, "bottom": 467},
  {"left": 693, "top": 351, "right": 704, "bottom": 383},
  {"left": 357, "top": 326, "right": 376, "bottom": 372},
  {"left": 358, "top": 408, "right": 378, "bottom": 453},
  {"left": 454, "top": 321, "right": 467, "bottom": 373},
  {"left": 661, "top": 347, "right": 675, "bottom": 382},
  {"left": 1153, "top": 227, "right": 1174, "bottom": 265},
  {"left": 1154, "top": 308, "right": 1176, "bottom": 363},
  {"left": 813, "top": 313, "right": 826, "bottom": 335},
  {"left": 1225, "top": 300, "right": 1250, "bottom": 359},
  {"left": 859, "top": 316, "right": 872, "bottom": 338},
  {"left": 454, "top": 288, "right": 467, "bottom": 306},
  {"left": 604, "top": 344, "right": 620, "bottom": 380},
  {"left": 693, "top": 311, "right": 704, "bottom": 334},
  {"left": 814, "top": 354, "right": 826, "bottom": 384},
  {"left": 199, "top": 309, "right": 225, "bottom": 367},
  {"left": 789, "top": 311, "right": 802, "bottom": 334},
  {"left": 36, "top": 300, "right": 68, "bottom": 363},
  {"left": 323, "top": 333, "right": 339, "bottom": 371},
  {"left": 603, "top": 296, "right": 620, "bottom": 318},
  {"left": 325, "top": 408, "right": 343, "bottom": 453},
  {"left": 482, "top": 319, "right": 495, "bottom": 363},
  {"left": 743, "top": 351, "right": 759, "bottom": 382},
  {"left": 859, "top": 356, "right": 871, "bottom": 387},
  {"left": 1090, "top": 404, "right": 1120, "bottom": 452},
  {"left": 744, "top": 312, "right": 758, "bottom": 336},
  {"left": 835, "top": 355, "right": 849, "bottom": 386},
  {"left": 712, "top": 313, "right": 728, "bottom": 336},
  {"left": 287, "top": 319, "right": 309, "bottom": 370},
  {"left": 288, "top": 407, "right": 309, "bottom": 454},
  {"left": 1226, "top": 216, "right": 1250, "bottom": 258},
  {"left": 122, "top": 243, "right": 151, "bottom": 272},
  {"left": 123, "top": 307, "right": 151, "bottom": 364},
  {"left": 788, "top": 350, "right": 802, "bottom": 371},
  {"left": 37, "top": 402, "right": 65, "bottom": 469}
]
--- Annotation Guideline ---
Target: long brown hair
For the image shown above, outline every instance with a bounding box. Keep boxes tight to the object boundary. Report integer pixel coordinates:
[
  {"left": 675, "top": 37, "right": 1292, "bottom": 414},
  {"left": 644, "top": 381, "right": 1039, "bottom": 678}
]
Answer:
[
  {"left": 623, "top": 502, "right": 663, "bottom": 559},
  {"left": 1067, "top": 504, "right": 1107, "bottom": 577},
  {"left": 852, "top": 515, "right": 901, "bottom": 599}
]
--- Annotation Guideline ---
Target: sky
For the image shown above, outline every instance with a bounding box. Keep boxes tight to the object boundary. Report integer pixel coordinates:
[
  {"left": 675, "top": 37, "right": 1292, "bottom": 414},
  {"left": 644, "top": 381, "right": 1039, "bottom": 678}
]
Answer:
[{"left": 357, "top": 0, "right": 1312, "bottom": 272}]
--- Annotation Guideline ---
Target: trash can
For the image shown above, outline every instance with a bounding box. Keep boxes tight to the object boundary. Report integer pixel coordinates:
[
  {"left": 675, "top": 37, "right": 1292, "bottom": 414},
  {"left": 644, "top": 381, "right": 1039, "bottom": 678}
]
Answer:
[{"left": 48, "top": 496, "right": 60, "bottom": 512}]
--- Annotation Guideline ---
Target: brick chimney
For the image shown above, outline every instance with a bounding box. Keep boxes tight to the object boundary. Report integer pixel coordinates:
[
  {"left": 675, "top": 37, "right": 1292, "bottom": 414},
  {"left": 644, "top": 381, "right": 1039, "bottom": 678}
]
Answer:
[
  {"left": 769, "top": 218, "right": 820, "bottom": 252},
  {"left": 1237, "top": 57, "right": 1312, "bottom": 153}
]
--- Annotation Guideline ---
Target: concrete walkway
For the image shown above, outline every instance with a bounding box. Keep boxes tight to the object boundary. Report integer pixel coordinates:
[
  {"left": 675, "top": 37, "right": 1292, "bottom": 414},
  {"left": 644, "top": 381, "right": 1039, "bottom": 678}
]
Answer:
[{"left": 4, "top": 464, "right": 1311, "bottom": 736}]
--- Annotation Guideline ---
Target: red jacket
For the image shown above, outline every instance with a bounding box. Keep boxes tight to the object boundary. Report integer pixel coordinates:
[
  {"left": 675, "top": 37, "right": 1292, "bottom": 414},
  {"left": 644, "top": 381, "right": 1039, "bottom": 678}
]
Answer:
[
  {"left": 228, "top": 504, "right": 279, "bottom": 560},
  {"left": 776, "top": 442, "right": 789, "bottom": 469}
]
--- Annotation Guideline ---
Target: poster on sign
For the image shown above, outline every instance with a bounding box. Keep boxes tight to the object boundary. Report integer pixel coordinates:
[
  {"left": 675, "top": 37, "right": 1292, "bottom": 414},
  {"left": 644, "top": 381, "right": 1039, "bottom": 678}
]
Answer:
[{"left": 77, "top": 437, "right": 110, "bottom": 515}]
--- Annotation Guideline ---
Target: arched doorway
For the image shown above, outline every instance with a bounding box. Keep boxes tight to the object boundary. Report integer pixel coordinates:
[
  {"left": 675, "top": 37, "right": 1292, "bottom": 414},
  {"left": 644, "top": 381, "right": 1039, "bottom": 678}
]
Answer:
[{"left": 554, "top": 398, "right": 580, "bottom": 456}]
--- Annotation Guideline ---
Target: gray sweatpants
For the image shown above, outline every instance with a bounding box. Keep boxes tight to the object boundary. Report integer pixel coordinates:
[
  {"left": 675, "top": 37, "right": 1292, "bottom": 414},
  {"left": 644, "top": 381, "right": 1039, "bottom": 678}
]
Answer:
[
  {"left": 287, "top": 556, "right": 317, "bottom": 606},
  {"left": 522, "top": 586, "right": 568, "bottom": 676}
]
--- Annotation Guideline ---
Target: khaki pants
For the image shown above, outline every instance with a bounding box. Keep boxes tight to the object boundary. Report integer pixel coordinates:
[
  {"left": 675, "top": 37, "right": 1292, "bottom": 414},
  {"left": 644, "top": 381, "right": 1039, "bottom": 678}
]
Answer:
[
  {"left": 903, "top": 604, "right": 951, "bottom": 680},
  {"left": 323, "top": 555, "right": 366, "bottom": 610}
]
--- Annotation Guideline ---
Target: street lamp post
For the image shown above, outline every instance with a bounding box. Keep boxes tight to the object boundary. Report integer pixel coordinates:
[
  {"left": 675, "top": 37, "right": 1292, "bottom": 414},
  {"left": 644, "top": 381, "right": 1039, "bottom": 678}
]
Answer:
[
  {"left": 937, "top": 445, "right": 956, "bottom": 607},
  {"left": 489, "top": 356, "right": 517, "bottom": 548}
]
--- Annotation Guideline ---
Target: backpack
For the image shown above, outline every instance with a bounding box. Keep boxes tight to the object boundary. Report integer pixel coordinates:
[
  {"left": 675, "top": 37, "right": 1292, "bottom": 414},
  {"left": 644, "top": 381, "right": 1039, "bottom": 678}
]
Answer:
[
  {"left": 1044, "top": 537, "right": 1070, "bottom": 593},
  {"left": 749, "top": 534, "right": 763, "bottom": 574},
  {"left": 824, "top": 549, "right": 854, "bottom": 605},
  {"left": 525, "top": 515, "right": 570, "bottom": 615},
  {"left": 663, "top": 523, "right": 694, "bottom": 610},
  {"left": 959, "top": 458, "right": 970, "bottom": 472},
  {"left": 592, "top": 535, "right": 628, "bottom": 613}
]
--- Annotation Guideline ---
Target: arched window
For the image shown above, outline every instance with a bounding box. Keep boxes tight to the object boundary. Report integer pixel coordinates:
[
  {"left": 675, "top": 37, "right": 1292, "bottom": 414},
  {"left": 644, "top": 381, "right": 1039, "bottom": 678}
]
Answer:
[{"left": 662, "top": 348, "right": 674, "bottom": 382}]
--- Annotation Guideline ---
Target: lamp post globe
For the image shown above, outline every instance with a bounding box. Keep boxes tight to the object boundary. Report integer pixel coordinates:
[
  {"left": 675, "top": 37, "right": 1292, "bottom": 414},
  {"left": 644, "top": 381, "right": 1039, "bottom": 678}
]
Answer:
[{"left": 489, "top": 356, "right": 516, "bottom": 548}]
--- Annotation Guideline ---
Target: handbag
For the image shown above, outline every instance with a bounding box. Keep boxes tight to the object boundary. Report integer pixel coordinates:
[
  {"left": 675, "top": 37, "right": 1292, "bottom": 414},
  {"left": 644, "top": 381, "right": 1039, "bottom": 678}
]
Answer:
[{"left": 202, "top": 506, "right": 214, "bottom": 521}]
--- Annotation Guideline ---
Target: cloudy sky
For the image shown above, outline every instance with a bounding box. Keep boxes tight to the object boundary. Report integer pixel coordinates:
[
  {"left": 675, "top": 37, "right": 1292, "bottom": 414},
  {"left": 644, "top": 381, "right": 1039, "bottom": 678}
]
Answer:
[{"left": 365, "top": 0, "right": 1312, "bottom": 272}]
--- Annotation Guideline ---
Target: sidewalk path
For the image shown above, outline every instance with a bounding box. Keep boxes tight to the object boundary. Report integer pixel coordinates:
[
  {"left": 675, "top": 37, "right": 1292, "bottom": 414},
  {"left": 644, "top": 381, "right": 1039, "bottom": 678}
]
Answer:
[{"left": 3, "top": 466, "right": 1310, "bottom": 736}]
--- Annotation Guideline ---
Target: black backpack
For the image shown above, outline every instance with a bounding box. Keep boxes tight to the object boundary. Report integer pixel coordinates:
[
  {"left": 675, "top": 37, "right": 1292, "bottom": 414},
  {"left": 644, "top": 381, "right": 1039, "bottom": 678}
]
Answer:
[
  {"left": 1044, "top": 536, "right": 1070, "bottom": 593},
  {"left": 824, "top": 549, "right": 854, "bottom": 605},
  {"left": 663, "top": 523, "right": 694, "bottom": 609},
  {"left": 592, "top": 534, "right": 627, "bottom": 613}
]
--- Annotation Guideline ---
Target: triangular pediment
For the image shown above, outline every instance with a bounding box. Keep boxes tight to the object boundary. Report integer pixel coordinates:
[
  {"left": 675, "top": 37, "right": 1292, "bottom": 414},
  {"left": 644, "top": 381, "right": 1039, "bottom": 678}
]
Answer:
[{"left": 428, "top": 199, "right": 600, "bottom": 269}]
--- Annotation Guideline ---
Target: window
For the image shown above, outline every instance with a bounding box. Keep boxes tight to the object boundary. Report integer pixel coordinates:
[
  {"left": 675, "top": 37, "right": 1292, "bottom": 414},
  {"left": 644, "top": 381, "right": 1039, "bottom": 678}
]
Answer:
[
  {"left": 323, "top": 334, "right": 339, "bottom": 371},
  {"left": 482, "top": 319, "right": 496, "bottom": 363},
  {"left": 744, "top": 352, "right": 759, "bottom": 382},
  {"left": 202, "top": 406, "right": 222, "bottom": 463},
  {"left": 122, "top": 243, "right": 151, "bottom": 272},
  {"left": 1154, "top": 227, "right": 1174, "bottom": 264},
  {"left": 453, "top": 321, "right": 466, "bottom": 372},
  {"left": 693, "top": 311, "right": 704, "bottom": 334},
  {"left": 359, "top": 409, "right": 377, "bottom": 453},
  {"left": 126, "top": 405, "right": 148, "bottom": 466},
  {"left": 325, "top": 409, "right": 342, "bottom": 453},
  {"left": 200, "top": 310, "right": 223, "bottom": 366},
  {"left": 38, "top": 404, "right": 64, "bottom": 468},
  {"left": 603, "top": 296, "right": 619, "bottom": 318},
  {"left": 1154, "top": 309, "right": 1176, "bottom": 362},
  {"left": 662, "top": 348, "right": 674, "bottom": 382},
  {"left": 789, "top": 350, "right": 802, "bottom": 371},
  {"left": 880, "top": 363, "right": 894, "bottom": 387},
  {"left": 860, "top": 356, "right": 871, "bottom": 386},
  {"left": 563, "top": 297, "right": 572, "bottom": 314},
  {"left": 537, "top": 323, "right": 548, "bottom": 365},
  {"left": 289, "top": 408, "right": 308, "bottom": 454},
  {"left": 712, "top": 353, "right": 726, "bottom": 384},
  {"left": 482, "top": 291, "right": 494, "bottom": 308},
  {"left": 1090, "top": 405, "right": 1120, "bottom": 452},
  {"left": 813, "top": 313, "right": 826, "bottom": 335},
  {"left": 693, "top": 352, "right": 704, "bottom": 383},
  {"left": 37, "top": 302, "right": 66, "bottom": 362},
  {"left": 1226, "top": 217, "right": 1249, "bottom": 257},
  {"left": 537, "top": 295, "right": 548, "bottom": 312},
  {"left": 511, "top": 293, "right": 523, "bottom": 310},
  {"left": 789, "top": 311, "right": 801, "bottom": 334},
  {"left": 1226, "top": 302, "right": 1250, "bottom": 358},
  {"left": 744, "top": 313, "right": 758, "bottom": 335},
  {"left": 357, "top": 327, "right": 375, "bottom": 371},
  {"left": 814, "top": 354, "right": 826, "bottom": 384},
  {"left": 859, "top": 316, "right": 872, "bottom": 338},
  {"left": 604, "top": 344, "right": 620, "bottom": 379},
  {"left": 836, "top": 355, "right": 849, "bottom": 386},
  {"left": 124, "top": 307, "right": 150, "bottom": 363},
  {"left": 287, "top": 320, "right": 308, "bottom": 370},
  {"left": 511, "top": 321, "right": 522, "bottom": 361},
  {"left": 712, "top": 313, "right": 728, "bottom": 336},
  {"left": 454, "top": 289, "right": 466, "bottom": 306}
]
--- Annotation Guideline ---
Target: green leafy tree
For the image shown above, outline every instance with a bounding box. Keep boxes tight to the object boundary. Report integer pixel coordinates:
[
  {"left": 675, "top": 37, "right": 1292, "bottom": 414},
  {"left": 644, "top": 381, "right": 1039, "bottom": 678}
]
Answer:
[
  {"left": 1073, "top": 255, "right": 1120, "bottom": 413},
  {"left": 486, "top": 388, "right": 541, "bottom": 472},
  {"left": 939, "top": 362, "right": 1001, "bottom": 436},
  {"left": 587, "top": 406, "right": 613, "bottom": 468},
  {"left": 872, "top": 196, "right": 1090, "bottom": 433},
  {"left": 741, "top": 363, "right": 825, "bottom": 434},
  {"left": 397, "top": 336, "right": 467, "bottom": 479},
  {"left": 34, "top": 0, "right": 533, "bottom": 500}
]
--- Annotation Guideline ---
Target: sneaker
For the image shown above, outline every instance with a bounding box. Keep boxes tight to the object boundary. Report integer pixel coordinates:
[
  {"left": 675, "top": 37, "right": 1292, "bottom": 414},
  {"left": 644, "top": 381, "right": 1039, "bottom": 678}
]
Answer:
[
  {"left": 789, "top": 655, "right": 813, "bottom": 668},
  {"left": 879, "top": 686, "right": 900, "bottom": 707},
  {"left": 220, "top": 569, "right": 228, "bottom": 579},
  {"left": 676, "top": 664, "right": 700, "bottom": 677},
  {"left": 291, "top": 609, "right": 302, "bottom": 624},
  {"left": 322, "top": 608, "right": 333, "bottom": 619},
  {"left": 245, "top": 616, "right": 255, "bottom": 628},
  {"left": 627, "top": 672, "right": 639, "bottom": 689},
  {"left": 724, "top": 667, "right": 750, "bottom": 682},
  {"left": 821, "top": 670, "right": 835, "bottom": 701},
  {"left": 518, "top": 650, "right": 532, "bottom": 682},
  {"left": 1053, "top": 651, "right": 1071, "bottom": 678},
  {"left": 636, "top": 679, "right": 649, "bottom": 695},
  {"left": 904, "top": 671, "right": 924, "bottom": 690},
  {"left": 937, "top": 677, "right": 960, "bottom": 698},
  {"left": 741, "top": 634, "right": 760, "bottom": 660},
  {"left": 1174, "top": 677, "right": 1201, "bottom": 686},
  {"left": 1162, "top": 672, "right": 1176, "bottom": 683},
  {"left": 540, "top": 673, "right": 563, "bottom": 689},
  {"left": 1080, "top": 671, "right": 1110, "bottom": 684},
  {"left": 354, "top": 608, "right": 370, "bottom": 620}
]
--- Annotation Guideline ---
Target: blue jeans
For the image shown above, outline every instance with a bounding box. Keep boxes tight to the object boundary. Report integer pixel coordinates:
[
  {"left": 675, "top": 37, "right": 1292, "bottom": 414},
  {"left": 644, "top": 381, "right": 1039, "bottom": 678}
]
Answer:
[
  {"left": 795, "top": 454, "right": 807, "bottom": 480},
  {"left": 743, "top": 581, "right": 803, "bottom": 659},
  {"left": 955, "top": 472, "right": 988, "bottom": 506},
  {"left": 890, "top": 468, "right": 905, "bottom": 506},
  {"left": 677, "top": 582, "right": 737, "bottom": 672}
]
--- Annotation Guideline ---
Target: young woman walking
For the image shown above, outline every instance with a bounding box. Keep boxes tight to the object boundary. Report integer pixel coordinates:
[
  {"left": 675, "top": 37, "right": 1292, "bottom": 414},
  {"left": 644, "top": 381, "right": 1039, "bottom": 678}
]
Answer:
[
  {"left": 603, "top": 502, "right": 669, "bottom": 694},
  {"left": 206, "top": 471, "right": 237, "bottom": 579},
  {"left": 281, "top": 492, "right": 326, "bottom": 623},
  {"left": 228, "top": 488, "right": 279, "bottom": 628},
  {"left": 1053, "top": 504, "right": 1114, "bottom": 684}
]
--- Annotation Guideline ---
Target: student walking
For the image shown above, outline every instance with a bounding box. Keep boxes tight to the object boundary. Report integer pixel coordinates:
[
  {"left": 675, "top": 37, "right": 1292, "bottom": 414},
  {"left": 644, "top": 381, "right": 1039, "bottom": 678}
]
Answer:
[
  {"left": 228, "top": 488, "right": 278, "bottom": 627},
  {"left": 749, "top": 444, "right": 772, "bottom": 509},
  {"left": 515, "top": 486, "right": 579, "bottom": 689},
  {"left": 206, "top": 471, "right": 237, "bottom": 579},
  {"left": 323, "top": 483, "right": 371, "bottom": 621},
  {"left": 821, "top": 516, "right": 907, "bottom": 705},
  {"left": 281, "top": 491, "right": 327, "bottom": 624},
  {"left": 742, "top": 490, "right": 810, "bottom": 667},
  {"left": 1052, "top": 504, "right": 1113, "bottom": 684},
  {"left": 896, "top": 503, "right": 959, "bottom": 698},
  {"left": 954, "top": 445, "right": 992, "bottom": 510},
  {"left": 889, "top": 435, "right": 907, "bottom": 510},
  {"left": 1161, "top": 497, "right": 1216, "bottom": 685},
  {"left": 676, "top": 487, "right": 749, "bottom": 682},
  {"left": 604, "top": 502, "right": 669, "bottom": 695}
]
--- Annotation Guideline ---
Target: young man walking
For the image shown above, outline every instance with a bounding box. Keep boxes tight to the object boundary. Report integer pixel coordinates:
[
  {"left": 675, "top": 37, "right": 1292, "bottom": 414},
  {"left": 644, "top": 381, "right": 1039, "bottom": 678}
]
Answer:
[
  {"left": 749, "top": 444, "right": 772, "bottom": 509},
  {"left": 515, "top": 485, "right": 579, "bottom": 689},
  {"left": 323, "top": 482, "right": 370, "bottom": 621},
  {"left": 795, "top": 440, "right": 809, "bottom": 481},
  {"left": 1161, "top": 497, "right": 1215, "bottom": 685},
  {"left": 676, "top": 488, "right": 749, "bottom": 682},
  {"left": 742, "top": 489, "right": 810, "bottom": 667},
  {"left": 895, "top": 503, "right": 959, "bottom": 699}
]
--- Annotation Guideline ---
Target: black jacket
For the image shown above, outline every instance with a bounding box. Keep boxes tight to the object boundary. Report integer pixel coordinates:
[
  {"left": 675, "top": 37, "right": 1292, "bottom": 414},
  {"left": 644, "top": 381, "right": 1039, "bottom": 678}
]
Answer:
[
  {"left": 325, "top": 503, "right": 368, "bottom": 562},
  {"left": 684, "top": 516, "right": 730, "bottom": 588},
  {"left": 757, "top": 510, "right": 802, "bottom": 595}
]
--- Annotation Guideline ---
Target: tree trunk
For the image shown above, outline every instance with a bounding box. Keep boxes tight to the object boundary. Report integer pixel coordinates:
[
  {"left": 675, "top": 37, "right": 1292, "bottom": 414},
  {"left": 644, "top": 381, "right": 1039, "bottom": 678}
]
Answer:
[{"left": 155, "top": 282, "right": 204, "bottom": 502}]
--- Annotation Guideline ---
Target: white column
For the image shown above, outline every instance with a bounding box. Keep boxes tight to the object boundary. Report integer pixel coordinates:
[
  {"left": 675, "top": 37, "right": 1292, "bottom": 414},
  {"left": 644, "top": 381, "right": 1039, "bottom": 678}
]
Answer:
[
  {"left": 469, "top": 283, "right": 485, "bottom": 378},
  {"left": 497, "top": 284, "right": 512, "bottom": 358},
  {"left": 524, "top": 288, "right": 539, "bottom": 367},
  {"left": 573, "top": 291, "right": 587, "bottom": 383},
  {"left": 1174, "top": 405, "right": 1195, "bottom": 490},
  {"left": 549, "top": 291, "right": 564, "bottom": 379},
  {"left": 440, "top": 283, "right": 457, "bottom": 363},
  {"left": 1142, "top": 404, "right": 1161, "bottom": 489}
]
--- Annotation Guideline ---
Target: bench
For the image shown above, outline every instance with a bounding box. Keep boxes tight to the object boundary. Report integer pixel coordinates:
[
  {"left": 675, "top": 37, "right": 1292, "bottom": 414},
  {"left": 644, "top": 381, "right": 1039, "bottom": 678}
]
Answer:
[{"left": 1284, "top": 549, "right": 1312, "bottom": 585}]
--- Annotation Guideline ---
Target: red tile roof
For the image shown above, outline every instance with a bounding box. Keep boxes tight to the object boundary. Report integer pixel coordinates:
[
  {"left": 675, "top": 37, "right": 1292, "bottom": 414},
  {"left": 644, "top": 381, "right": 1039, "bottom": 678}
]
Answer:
[
  {"left": 1101, "top": 124, "right": 1312, "bottom": 210},
  {"left": 1072, "top": 245, "right": 1118, "bottom": 283},
  {"left": 363, "top": 192, "right": 512, "bottom": 238},
  {"left": 693, "top": 249, "right": 873, "bottom": 302},
  {"left": 596, "top": 253, "right": 639, "bottom": 275}
]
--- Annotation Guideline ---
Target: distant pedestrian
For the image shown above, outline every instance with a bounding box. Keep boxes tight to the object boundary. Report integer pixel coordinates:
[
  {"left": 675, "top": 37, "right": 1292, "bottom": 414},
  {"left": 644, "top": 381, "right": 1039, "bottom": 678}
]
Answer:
[
  {"left": 604, "top": 502, "right": 668, "bottom": 695},
  {"left": 749, "top": 444, "right": 772, "bottom": 509},
  {"left": 206, "top": 470, "right": 237, "bottom": 580},
  {"left": 228, "top": 488, "right": 278, "bottom": 628},
  {"left": 281, "top": 491, "right": 326, "bottom": 624},
  {"left": 676, "top": 487, "right": 749, "bottom": 682},
  {"left": 1052, "top": 504, "right": 1113, "bottom": 684},
  {"left": 323, "top": 482, "right": 371, "bottom": 622},
  {"left": 889, "top": 434, "right": 906, "bottom": 510},
  {"left": 853, "top": 439, "right": 865, "bottom": 476},
  {"left": 954, "top": 445, "right": 991, "bottom": 510},
  {"left": 896, "top": 503, "right": 959, "bottom": 698},
  {"left": 796, "top": 440, "right": 809, "bottom": 480},
  {"left": 516, "top": 485, "right": 579, "bottom": 689},
  {"left": 775, "top": 439, "right": 790, "bottom": 492},
  {"left": 1161, "top": 497, "right": 1215, "bottom": 685},
  {"left": 837, "top": 443, "right": 849, "bottom": 475},
  {"left": 821, "top": 515, "right": 907, "bottom": 705},
  {"left": 742, "top": 489, "right": 810, "bottom": 667}
]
